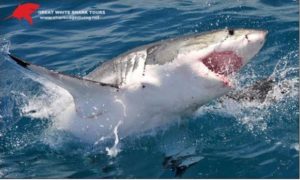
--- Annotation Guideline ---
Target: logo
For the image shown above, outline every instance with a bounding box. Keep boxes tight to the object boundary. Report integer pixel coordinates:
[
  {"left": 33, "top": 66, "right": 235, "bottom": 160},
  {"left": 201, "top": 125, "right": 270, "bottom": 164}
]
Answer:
[
  {"left": 3, "top": 3, "right": 106, "bottom": 25},
  {"left": 5, "top": 3, "right": 40, "bottom": 25}
]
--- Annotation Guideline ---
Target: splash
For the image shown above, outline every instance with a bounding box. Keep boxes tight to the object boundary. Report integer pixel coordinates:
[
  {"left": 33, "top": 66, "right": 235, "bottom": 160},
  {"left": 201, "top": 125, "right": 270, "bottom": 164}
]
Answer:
[
  {"left": 106, "top": 120, "right": 123, "bottom": 157},
  {"left": 21, "top": 78, "right": 73, "bottom": 119},
  {"left": 163, "top": 146, "right": 204, "bottom": 177},
  {"left": 196, "top": 51, "right": 299, "bottom": 132}
]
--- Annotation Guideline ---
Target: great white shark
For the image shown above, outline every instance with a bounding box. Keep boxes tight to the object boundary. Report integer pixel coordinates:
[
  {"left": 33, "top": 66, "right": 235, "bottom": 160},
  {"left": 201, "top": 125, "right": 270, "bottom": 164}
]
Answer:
[{"left": 6, "top": 28, "right": 267, "bottom": 143}]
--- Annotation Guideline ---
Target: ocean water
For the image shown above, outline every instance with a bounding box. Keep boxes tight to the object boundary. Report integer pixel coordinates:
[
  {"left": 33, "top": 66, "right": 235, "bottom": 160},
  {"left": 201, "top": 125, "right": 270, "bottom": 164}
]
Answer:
[{"left": 0, "top": 0, "right": 299, "bottom": 178}]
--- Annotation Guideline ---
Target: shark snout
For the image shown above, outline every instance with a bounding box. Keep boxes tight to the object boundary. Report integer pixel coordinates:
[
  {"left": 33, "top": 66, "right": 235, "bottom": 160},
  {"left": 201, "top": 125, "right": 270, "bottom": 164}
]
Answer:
[
  {"left": 246, "top": 30, "right": 268, "bottom": 45},
  {"left": 236, "top": 29, "right": 268, "bottom": 66}
]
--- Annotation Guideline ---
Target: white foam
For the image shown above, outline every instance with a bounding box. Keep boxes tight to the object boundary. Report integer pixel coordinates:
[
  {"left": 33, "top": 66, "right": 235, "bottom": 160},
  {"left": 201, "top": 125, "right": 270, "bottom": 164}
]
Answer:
[
  {"left": 196, "top": 51, "right": 299, "bottom": 132},
  {"left": 106, "top": 120, "right": 123, "bottom": 157}
]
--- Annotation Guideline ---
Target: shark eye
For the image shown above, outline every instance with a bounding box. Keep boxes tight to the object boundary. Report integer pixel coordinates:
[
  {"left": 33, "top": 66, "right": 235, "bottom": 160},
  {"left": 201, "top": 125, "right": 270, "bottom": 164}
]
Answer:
[
  {"left": 228, "top": 29, "right": 234, "bottom": 36},
  {"left": 245, "top": 34, "right": 249, "bottom": 39}
]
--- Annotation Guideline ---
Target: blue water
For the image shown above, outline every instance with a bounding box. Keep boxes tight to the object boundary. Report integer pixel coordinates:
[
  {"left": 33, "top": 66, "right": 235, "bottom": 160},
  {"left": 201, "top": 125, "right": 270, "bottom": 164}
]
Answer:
[{"left": 0, "top": 0, "right": 299, "bottom": 178}]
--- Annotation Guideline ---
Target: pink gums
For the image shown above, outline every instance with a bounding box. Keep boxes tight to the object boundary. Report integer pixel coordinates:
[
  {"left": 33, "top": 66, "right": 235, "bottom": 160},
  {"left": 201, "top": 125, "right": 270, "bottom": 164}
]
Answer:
[{"left": 201, "top": 51, "right": 242, "bottom": 76}]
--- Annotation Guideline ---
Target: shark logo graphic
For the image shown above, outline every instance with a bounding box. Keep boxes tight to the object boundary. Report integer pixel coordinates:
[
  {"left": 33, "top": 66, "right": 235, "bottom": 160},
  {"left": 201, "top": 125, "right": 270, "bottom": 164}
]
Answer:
[{"left": 5, "top": 3, "right": 40, "bottom": 25}]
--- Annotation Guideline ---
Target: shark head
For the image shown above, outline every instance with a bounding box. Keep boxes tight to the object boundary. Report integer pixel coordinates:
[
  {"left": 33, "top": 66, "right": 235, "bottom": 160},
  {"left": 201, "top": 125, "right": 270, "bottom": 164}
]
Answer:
[
  {"left": 172, "top": 29, "right": 267, "bottom": 88},
  {"left": 184, "top": 29, "right": 267, "bottom": 77},
  {"left": 137, "top": 28, "right": 268, "bottom": 115},
  {"left": 205, "top": 29, "right": 267, "bottom": 69}
]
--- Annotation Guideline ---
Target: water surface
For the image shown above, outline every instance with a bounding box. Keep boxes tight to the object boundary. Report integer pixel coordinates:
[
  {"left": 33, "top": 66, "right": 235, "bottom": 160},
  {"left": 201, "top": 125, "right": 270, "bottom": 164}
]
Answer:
[{"left": 0, "top": 0, "right": 298, "bottom": 178}]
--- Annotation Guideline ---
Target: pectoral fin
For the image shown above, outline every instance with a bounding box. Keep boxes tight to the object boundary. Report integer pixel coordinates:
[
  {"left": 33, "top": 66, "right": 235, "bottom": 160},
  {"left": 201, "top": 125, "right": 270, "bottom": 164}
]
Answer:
[{"left": 7, "top": 54, "right": 118, "bottom": 118}]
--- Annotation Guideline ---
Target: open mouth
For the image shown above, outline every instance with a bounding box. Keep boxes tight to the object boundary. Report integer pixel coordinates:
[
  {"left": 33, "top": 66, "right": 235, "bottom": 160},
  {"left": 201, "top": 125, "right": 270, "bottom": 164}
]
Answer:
[{"left": 201, "top": 51, "right": 243, "bottom": 86}]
